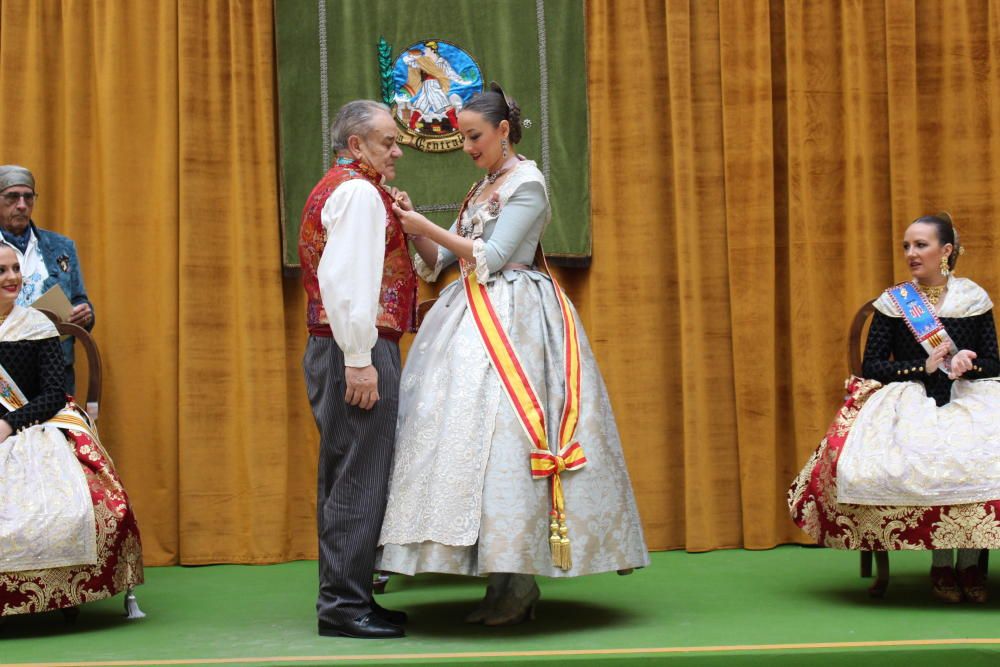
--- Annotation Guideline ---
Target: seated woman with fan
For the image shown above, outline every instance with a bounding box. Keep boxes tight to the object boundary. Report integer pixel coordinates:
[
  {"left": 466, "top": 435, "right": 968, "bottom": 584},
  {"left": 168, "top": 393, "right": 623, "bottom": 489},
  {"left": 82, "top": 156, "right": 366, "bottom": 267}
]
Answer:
[
  {"left": 0, "top": 242, "right": 143, "bottom": 621},
  {"left": 790, "top": 213, "right": 1000, "bottom": 603}
]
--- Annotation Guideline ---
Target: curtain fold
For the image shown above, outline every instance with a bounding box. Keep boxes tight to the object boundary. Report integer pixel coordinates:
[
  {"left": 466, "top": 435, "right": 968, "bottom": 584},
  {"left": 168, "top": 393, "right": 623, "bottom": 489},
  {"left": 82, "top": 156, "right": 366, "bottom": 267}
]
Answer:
[{"left": 0, "top": 0, "right": 998, "bottom": 563}]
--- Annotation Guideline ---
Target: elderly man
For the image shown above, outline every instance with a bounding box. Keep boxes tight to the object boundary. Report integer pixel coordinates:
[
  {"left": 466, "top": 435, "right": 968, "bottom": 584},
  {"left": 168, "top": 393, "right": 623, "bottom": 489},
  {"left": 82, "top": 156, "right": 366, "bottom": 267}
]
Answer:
[
  {"left": 299, "top": 101, "right": 417, "bottom": 639},
  {"left": 0, "top": 165, "right": 94, "bottom": 395}
]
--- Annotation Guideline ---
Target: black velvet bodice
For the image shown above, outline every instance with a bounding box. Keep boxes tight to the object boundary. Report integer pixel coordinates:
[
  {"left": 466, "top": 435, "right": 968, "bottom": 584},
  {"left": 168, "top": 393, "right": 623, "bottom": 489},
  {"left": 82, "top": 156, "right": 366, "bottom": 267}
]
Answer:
[
  {"left": 0, "top": 337, "right": 67, "bottom": 432},
  {"left": 863, "top": 310, "right": 1000, "bottom": 406}
]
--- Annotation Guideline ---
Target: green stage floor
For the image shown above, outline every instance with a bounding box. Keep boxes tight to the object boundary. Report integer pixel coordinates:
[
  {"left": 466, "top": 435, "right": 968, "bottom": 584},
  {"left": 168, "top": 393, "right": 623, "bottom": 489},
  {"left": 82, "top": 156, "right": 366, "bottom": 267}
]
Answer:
[{"left": 3, "top": 547, "right": 1000, "bottom": 666}]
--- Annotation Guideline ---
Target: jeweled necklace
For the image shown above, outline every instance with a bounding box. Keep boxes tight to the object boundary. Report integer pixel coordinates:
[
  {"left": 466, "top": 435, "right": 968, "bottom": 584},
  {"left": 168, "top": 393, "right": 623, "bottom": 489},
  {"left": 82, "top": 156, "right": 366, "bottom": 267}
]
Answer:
[
  {"left": 486, "top": 158, "right": 519, "bottom": 184},
  {"left": 914, "top": 280, "right": 946, "bottom": 306},
  {"left": 486, "top": 167, "right": 511, "bottom": 184}
]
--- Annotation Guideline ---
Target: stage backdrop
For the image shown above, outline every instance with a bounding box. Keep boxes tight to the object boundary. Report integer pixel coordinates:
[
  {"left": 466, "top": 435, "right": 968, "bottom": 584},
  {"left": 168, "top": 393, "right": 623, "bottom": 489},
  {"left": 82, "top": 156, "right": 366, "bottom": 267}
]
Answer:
[
  {"left": 274, "top": 0, "right": 592, "bottom": 267},
  {"left": 1, "top": 0, "right": 999, "bottom": 565}
]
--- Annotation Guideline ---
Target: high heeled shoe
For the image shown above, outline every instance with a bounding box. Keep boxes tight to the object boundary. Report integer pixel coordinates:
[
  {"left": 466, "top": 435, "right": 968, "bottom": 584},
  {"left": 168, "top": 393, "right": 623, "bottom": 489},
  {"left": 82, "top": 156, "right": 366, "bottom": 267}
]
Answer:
[
  {"left": 483, "top": 599, "right": 537, "bottom": 626},
  {"left": 482, "top": 578, "right": 540, "bottom": 626},
  {"left": 930, "top": 566, "right": 962, "bottom": 604},
  {"left": 464, "top": 581, "right": 501, "bottom": 624},
  {"left": 958, "top": 565, "right": 988, "bottom": 604}
]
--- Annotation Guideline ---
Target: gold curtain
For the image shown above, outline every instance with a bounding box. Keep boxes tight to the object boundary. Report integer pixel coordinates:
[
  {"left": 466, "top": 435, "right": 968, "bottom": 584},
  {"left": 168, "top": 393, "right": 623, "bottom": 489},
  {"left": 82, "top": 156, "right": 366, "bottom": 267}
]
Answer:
[
  {"left": 584, "top": 0, "right": 1000, "bottom": 551},
  {"left": 1, "top": 1, "right": 998, "bottom": 564},
  {"left": 0, "top": 0, "right": 315, "bottom": 565}
]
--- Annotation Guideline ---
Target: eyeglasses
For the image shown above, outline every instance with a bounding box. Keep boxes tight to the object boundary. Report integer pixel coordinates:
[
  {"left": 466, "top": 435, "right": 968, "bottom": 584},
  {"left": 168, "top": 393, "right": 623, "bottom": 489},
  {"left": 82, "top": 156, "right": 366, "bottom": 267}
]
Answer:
[{"left": 1, "top": 192, "right": 37, "bottom": 205}]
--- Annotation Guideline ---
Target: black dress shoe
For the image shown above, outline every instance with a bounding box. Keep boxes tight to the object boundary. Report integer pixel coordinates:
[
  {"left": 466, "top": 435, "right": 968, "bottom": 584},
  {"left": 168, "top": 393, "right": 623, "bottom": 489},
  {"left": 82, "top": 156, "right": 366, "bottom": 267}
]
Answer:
[
  {"left": 372, "top": 600, "right": 408, "bottom": 625},
  {"left": 318, "top": 612, "right": 405, "bottom": 639}
]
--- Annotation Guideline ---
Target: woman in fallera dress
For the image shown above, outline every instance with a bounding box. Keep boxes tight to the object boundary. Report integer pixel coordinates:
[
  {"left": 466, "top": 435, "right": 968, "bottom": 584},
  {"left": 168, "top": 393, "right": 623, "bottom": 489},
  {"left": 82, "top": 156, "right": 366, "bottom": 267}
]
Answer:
[
  {"left": 377, "top": 83, "right": 648, "bottom": 625},
  {"left": 790, "top": 213, "right": 1000, "bottom": 603},
  {"left": 0, "top": 243, "right": 143, "bottom": 620}
]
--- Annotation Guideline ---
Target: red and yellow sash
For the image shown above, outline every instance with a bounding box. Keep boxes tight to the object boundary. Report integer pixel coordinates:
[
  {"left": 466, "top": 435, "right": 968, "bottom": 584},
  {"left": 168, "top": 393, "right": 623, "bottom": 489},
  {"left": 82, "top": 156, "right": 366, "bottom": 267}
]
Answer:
[{"left": 460, "top": 232, "right": 586, "bottom": 570}]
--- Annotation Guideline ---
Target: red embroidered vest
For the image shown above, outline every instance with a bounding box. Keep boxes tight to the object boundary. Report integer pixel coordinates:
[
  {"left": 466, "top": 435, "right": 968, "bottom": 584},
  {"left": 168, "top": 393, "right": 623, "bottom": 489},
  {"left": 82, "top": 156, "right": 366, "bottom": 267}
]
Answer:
[{"left": 299, "top": 159, "right": 417, "bottom": 340}]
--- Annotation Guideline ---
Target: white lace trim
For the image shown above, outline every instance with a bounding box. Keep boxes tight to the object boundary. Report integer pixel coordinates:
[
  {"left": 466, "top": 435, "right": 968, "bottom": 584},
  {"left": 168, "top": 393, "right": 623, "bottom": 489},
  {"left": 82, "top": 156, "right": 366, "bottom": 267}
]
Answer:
[
  {"left": 413, "top": 250, "right": 443, "bottom": 283},
  {"left": 0, "top": 305, "right": 58, "bottom": 342},
  {"left": 472, "top": 239, "right": 491, "bottom": 285},
  {"left": 873, "top": 276, "right": 993, "bottom": 319}
]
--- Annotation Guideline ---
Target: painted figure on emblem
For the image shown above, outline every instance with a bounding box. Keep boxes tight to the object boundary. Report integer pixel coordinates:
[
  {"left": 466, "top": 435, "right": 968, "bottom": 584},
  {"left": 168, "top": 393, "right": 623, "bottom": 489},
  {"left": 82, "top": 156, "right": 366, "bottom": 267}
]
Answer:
[
  {"left": 790, "top": 213, "right": 1000, "bottom": 604},
  {"left": 397, "top": 41, "right": 469, "bottom": 132},
  {"left": 378, "top": 83, "right": 649, "bottom": 626}
]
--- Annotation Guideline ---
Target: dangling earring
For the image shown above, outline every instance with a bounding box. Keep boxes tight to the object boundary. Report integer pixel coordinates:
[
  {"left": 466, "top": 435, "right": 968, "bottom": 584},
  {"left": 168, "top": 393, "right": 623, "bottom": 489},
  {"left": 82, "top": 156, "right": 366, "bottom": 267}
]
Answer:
[
  {"left": 939, "top": 255, "right": 950, "bottom": 277},
  {"left": 501, "top": 138, "right": 509, "bottom": 159}
]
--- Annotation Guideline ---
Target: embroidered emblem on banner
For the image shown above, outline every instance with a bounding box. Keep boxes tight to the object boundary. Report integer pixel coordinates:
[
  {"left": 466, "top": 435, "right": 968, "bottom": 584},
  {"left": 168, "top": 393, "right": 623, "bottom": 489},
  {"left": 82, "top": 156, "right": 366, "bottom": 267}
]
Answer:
[{"left": 378, "top": 37, "right": 483, "bottom": 153}]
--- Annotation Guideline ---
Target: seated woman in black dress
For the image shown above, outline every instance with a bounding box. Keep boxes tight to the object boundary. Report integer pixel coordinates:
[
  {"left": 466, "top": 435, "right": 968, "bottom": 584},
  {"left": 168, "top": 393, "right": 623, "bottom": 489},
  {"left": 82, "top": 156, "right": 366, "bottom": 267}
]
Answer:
[
  {"left": 0, "top": 242, "right": 143, "bottom": 620},
  {"left": 790, "top": 213, "right": 1000, "bottom": 603}
]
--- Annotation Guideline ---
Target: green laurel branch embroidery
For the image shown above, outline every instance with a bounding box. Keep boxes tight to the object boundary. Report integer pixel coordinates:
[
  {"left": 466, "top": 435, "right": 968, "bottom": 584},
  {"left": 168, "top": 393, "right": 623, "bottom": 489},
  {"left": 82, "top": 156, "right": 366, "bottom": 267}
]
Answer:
[{"left": 377, "top": 37, "right": 394, "bottom": 105}]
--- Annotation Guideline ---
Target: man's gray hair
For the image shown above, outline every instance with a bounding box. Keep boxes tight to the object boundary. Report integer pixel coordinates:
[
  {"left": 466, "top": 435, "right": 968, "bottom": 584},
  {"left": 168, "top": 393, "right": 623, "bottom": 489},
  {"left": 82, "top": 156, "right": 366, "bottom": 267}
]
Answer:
[{"left": 330, "top": 100, "right": 391, "bottom": 152}]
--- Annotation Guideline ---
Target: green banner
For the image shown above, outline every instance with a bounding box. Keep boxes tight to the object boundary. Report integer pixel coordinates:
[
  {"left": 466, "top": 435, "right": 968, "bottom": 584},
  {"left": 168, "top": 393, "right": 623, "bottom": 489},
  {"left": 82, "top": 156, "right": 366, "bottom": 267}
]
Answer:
[{"left": 275, "top": 0, "right": 590, "bottom": 269}]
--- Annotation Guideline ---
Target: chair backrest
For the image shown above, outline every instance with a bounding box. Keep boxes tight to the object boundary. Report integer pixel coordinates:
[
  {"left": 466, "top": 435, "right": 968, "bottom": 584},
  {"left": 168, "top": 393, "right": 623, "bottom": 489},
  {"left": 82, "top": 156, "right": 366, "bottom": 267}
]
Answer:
[
  {"left": 35, "top": 309, "right": 102, "bottom": 422},
  {"left": 416, "top": 299, "right": 436, "bottom": 329},
  {"left": 847, "top": 299, "right": 876, "bottom": 377}
]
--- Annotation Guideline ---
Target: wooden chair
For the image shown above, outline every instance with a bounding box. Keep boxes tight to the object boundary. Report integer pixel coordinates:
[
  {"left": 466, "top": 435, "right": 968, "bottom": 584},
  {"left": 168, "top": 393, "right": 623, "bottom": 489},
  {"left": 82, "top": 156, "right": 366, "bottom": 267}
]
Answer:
[
  {"left": 37, "top": 310, "right": 102, "bottom": 420},
  {"left": 36, "top": 309, "right": 144, "bottom": 619},
  {"left": 848, "top": 300, "right": 988, "bottom": 597}
]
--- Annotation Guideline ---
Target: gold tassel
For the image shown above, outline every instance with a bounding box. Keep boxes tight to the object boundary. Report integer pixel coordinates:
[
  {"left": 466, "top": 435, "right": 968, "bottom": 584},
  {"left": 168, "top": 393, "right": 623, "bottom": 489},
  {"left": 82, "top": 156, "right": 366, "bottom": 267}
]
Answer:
[
  {"left": 558, "top": 512, "right": 572, "bottom": 570},
  {"left": 549, "top": 513, "right": 563, "bottom": 567}
]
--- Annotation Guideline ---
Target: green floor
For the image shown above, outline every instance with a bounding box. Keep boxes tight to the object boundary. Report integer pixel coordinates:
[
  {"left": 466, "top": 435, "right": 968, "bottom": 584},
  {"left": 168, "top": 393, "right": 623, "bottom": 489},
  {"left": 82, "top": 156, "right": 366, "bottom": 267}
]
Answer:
[{"left": 3, "top": 547, "right": 1000, "bottom": 666}]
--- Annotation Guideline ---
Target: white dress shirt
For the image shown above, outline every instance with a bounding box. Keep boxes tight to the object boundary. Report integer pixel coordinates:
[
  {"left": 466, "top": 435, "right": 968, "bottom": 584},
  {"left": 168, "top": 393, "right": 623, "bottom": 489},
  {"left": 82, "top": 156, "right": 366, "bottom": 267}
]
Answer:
[
  {"left": 317, "top": 179, "right": 387, "bottom": 368},
  {"left": 11, "top": 229, "right": 49, "bottom": 307}
]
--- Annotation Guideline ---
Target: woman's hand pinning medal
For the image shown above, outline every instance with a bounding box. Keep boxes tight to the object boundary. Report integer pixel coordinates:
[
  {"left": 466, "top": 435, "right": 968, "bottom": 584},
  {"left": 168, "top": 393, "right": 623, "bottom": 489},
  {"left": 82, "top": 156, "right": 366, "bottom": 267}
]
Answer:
[
  {"left": 392, "top": 202, "right": 431, "bottom": 238},
  {"left": 389, "top": 187, "right": 413, "bottom": 212}
]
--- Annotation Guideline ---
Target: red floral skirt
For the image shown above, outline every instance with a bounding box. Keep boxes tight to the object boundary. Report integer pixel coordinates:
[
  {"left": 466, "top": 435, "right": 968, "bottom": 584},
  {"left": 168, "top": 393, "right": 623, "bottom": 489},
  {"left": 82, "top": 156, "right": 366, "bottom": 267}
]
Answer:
[
  {"left": 1, "top": 428, "right": 143, "bottom": 616},
  {"left": 789, "top": 376, "right": 1000, "bottom": 550}
]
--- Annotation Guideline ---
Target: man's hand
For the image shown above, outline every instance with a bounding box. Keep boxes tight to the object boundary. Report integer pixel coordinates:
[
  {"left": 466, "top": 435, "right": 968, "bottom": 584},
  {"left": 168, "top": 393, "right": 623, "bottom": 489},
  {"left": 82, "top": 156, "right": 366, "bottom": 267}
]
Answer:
[
  {"left": 345, "top": 365, "right": 379, "bottom": 410},
  {"left": 68, "top": 303, "right": 93, "bottom": 327}
]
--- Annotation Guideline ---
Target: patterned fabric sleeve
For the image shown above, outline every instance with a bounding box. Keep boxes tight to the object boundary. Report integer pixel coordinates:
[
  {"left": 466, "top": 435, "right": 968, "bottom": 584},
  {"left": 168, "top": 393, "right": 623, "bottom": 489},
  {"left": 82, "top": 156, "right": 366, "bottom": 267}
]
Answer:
[
  {"left": 3, "top": 337, "right": 66, "bottom": 432},
  {"left": 960, "top": 310, "right": 1000, "bottom": 380},
  {"left": 862, "top": 311, "right": 926, "bottom": 382}
]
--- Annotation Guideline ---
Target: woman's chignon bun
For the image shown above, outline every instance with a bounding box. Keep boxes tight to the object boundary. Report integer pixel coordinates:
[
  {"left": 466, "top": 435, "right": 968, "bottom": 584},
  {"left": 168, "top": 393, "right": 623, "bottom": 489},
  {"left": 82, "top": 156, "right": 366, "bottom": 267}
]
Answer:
[{"left": 465, "top": 81, "right": 523, "bottom": 144}]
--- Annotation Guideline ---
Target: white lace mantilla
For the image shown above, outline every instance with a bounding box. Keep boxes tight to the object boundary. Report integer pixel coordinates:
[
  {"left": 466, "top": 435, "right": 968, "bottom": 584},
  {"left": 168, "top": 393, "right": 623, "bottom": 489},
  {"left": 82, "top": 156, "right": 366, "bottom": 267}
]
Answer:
[{"left": 873, "top": 276, "right": 993, "bottom": 319}]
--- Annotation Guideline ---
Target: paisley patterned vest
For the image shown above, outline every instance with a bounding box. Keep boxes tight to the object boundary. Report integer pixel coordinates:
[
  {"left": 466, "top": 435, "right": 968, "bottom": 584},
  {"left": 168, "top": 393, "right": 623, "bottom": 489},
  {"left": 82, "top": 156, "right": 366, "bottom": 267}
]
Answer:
[{"left": 299, "top": 159, "right": 417, "bottom": 340}]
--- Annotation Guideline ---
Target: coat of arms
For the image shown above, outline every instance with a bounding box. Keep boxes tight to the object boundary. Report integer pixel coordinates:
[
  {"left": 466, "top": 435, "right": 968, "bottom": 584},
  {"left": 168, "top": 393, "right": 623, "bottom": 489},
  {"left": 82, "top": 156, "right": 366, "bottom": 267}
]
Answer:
[{"left": 378, "top": 38, "right": 483, "bottom": 152}]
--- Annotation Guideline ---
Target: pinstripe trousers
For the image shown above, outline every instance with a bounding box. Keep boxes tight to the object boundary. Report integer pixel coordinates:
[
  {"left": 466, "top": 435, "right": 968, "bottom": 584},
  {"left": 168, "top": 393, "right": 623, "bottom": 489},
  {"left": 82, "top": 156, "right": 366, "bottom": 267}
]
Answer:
[{"left": 303, "top": 336, "right": 400, "bottom": 624}]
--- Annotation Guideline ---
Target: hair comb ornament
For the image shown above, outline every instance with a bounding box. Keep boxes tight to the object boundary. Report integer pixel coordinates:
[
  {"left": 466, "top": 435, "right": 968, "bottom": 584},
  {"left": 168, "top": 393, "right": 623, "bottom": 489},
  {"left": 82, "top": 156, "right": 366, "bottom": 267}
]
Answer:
[{"left": 490, "top": 81, "right": 513, "bottom": 111}]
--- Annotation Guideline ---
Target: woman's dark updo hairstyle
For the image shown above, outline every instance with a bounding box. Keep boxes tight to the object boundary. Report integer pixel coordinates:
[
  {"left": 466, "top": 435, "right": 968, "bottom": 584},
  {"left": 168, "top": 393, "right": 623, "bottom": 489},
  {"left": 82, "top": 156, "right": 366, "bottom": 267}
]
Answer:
[
  {"left": 463, "top": 81, "right": 523, "bottom": 144},
  {"left": 912, "top": 211, "right": 961, "bottom": 271}
]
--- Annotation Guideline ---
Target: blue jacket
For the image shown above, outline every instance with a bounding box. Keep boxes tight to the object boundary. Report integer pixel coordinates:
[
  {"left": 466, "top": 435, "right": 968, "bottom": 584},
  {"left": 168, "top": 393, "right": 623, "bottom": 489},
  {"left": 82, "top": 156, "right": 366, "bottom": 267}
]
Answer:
[{"left": 32, "top": 223, "right": 94, "bottom": 379}]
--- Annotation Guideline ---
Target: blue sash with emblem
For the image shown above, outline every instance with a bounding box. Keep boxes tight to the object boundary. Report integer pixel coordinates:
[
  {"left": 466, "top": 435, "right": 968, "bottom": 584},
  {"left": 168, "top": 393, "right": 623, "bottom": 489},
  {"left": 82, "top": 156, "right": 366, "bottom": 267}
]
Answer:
[{"left": 885, "top": 282, "right": 958, "bottom": 370}]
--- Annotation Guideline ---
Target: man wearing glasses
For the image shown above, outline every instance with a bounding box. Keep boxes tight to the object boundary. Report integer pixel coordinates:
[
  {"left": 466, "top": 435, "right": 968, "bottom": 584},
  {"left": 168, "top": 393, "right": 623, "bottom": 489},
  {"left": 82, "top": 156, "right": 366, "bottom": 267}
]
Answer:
[{"left": 0, "top": 165, "right": 94, "bottom": 394}]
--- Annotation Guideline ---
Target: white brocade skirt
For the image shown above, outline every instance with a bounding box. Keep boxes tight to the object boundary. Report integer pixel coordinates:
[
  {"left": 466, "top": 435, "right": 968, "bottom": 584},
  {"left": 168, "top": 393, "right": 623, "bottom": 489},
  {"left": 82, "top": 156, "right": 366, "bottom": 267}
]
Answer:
[
  {"left": 837, "top": 378, "right": 1000, "bottom": 506},
  {"left": 378, "top": 269, "right": 649, "bottom": 577},
  {"left": 0, "top": 425, "right": 97, "bottom": 572}
]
